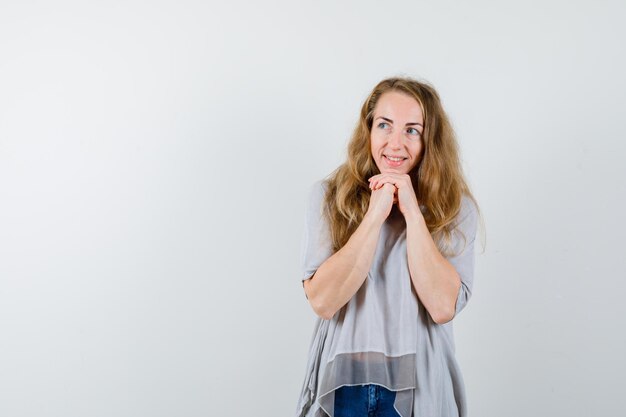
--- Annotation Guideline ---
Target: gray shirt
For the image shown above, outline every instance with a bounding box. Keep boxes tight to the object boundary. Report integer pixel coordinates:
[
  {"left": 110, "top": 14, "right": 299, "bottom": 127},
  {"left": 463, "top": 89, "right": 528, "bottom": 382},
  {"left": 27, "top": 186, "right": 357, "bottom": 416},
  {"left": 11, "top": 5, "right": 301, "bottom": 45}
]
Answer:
[{"left": 295, "top": 179, "right": 479, "bottom": 417}]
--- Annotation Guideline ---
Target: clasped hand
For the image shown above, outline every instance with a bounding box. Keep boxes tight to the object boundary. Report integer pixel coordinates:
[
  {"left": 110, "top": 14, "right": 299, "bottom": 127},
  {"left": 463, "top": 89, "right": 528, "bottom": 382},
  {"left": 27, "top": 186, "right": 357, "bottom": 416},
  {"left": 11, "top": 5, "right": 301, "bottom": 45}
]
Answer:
[{"left": 367, "top": 173, "right": 422, "bottom": 222}]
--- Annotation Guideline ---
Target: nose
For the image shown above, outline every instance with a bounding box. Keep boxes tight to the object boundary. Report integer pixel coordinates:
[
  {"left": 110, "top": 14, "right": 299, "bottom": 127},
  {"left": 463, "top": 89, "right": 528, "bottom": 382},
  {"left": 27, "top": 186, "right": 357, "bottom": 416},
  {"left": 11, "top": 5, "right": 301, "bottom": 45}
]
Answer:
[{"left": 388, "top": 129, "right": 403, "bottom": 148}]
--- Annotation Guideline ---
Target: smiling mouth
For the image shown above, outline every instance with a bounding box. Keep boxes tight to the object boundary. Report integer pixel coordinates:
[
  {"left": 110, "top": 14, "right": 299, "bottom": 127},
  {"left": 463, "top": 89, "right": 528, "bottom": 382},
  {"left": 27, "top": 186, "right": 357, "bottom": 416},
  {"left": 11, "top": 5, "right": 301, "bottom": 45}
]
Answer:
[{"left": 384, "top": 155, "right": 408, "bottom": 163}]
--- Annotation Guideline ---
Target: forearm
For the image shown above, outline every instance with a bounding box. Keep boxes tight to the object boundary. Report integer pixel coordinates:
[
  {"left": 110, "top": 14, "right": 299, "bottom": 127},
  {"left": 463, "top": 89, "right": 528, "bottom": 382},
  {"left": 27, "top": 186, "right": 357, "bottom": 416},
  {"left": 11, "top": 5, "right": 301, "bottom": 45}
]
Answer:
[
  {"left": 405, "top": 212, "right": 461, "bottom": 324},
  {"left": 305, "top": 214, "right": 383, "bottom": 320}
]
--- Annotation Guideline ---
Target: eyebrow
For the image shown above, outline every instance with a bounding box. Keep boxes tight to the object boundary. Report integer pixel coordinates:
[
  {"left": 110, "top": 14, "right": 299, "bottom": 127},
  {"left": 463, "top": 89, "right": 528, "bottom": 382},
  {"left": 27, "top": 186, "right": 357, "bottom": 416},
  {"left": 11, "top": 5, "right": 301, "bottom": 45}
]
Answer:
[{"left": 376, "top": 116, "right": 423, "bottom": 127}]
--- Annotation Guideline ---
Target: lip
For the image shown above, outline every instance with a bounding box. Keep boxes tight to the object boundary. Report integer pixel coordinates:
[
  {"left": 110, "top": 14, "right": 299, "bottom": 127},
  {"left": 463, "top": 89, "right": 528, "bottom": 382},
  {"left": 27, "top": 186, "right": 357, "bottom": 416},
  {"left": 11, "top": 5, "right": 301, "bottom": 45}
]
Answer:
[{"left": 383, "top": 155, "right": 407, "bottom": 167}]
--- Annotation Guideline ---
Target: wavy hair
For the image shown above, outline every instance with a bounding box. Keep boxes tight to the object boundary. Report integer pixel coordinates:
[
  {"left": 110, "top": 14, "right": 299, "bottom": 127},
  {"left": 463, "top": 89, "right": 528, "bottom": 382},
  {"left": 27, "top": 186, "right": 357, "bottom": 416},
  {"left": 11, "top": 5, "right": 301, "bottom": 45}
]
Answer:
[{"left": 321, "top": 76, "right": 485, "bottom": 257}]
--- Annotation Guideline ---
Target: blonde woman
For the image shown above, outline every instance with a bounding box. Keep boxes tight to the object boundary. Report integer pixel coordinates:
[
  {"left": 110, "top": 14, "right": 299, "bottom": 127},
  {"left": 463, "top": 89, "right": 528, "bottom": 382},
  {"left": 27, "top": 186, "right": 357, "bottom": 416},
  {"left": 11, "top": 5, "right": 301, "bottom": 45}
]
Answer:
[{"left": 295, "top": 76, "right": 484, "bottom": 417}]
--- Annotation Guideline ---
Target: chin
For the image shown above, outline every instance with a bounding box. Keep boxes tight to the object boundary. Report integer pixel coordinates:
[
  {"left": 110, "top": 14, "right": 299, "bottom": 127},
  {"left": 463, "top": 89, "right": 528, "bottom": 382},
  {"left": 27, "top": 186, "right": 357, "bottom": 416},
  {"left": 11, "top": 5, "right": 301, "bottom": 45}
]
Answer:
[{"left": 380, "top": 166, "right": 409, "bottom": 175}]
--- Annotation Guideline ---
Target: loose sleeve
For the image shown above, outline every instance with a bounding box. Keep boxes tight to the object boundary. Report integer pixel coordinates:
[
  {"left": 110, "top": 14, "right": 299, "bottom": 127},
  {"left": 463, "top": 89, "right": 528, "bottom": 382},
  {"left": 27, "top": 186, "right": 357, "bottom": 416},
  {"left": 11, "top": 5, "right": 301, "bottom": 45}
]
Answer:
[
  {"left": 299, "top": 180, "right": 334, "bottom": 299},
  {"left": 447, "top": 195, "right": 479, "bottom": 319}
]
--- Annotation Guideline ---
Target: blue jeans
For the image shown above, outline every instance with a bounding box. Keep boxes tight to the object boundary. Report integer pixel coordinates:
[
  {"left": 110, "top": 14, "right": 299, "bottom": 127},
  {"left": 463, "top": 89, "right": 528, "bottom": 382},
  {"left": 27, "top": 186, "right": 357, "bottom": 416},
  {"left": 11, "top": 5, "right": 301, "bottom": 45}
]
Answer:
[{"left": 333, "top": 384, "right": 400, "bottom": 417}]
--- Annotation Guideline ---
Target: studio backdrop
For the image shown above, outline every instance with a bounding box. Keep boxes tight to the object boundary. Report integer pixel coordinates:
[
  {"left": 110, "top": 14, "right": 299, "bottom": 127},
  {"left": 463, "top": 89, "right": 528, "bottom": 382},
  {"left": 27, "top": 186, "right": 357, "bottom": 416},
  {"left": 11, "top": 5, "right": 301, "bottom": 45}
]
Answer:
[{"left": 0, "top": 1, "right": 624, "bottom": 416}]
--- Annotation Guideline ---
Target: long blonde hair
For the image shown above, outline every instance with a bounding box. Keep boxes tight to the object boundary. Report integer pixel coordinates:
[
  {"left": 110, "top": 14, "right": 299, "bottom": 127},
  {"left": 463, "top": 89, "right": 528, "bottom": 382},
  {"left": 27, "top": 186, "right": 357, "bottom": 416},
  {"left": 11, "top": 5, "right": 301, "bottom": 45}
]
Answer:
[{"left": 321, "top": 76, "right": 484, "bottom": 257}]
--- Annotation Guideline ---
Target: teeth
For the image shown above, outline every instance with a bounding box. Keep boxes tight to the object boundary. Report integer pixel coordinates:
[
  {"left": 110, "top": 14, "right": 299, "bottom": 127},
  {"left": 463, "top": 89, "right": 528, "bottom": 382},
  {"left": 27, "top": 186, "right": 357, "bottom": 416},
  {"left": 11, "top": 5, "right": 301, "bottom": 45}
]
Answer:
[{"left": 386, "top": 155, "right": 405, "bottom": 162}]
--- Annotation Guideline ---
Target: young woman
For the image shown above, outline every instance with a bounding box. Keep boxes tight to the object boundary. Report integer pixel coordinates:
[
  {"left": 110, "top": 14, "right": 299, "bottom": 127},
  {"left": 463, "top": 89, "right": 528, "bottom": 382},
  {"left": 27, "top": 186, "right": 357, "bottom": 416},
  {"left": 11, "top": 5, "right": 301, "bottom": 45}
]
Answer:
[{"left": 295, "top": 76, "right": 483, "bottom": 417}]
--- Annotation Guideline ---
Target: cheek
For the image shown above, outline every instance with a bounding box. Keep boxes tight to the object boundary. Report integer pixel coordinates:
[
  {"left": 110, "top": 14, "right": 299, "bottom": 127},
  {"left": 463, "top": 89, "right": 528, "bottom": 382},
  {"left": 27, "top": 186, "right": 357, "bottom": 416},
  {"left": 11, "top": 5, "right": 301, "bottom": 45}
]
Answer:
[
  {"left": 370, "top": 136, "right": 382, "bottom": 156},
  {"left": 414, "top": 144, "right": 424, "bottom": 159},
  {"left": 410, "top": 146, "right": 424, "bottom": 168}
]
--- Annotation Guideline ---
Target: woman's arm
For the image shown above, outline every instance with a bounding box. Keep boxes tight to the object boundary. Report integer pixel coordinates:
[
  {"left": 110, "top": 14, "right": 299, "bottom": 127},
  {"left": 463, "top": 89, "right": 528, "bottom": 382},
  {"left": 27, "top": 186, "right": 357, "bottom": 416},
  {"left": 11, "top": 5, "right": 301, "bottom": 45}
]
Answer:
[
  {"left": 405, "top": 211, "right": 461, "bottom": 325},
  {"left": 367, "top": 174, "right": 478, "bottom": 324},
  {"left": 304, "top": 213, "right": 384, "bottom": 320}
]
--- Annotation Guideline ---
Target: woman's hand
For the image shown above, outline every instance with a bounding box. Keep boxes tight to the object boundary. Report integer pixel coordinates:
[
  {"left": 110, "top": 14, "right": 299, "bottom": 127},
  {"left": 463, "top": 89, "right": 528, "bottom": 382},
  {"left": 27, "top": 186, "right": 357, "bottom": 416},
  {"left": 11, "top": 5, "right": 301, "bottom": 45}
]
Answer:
[
  {"left": 365, "top": 182, "right": 396, "bottom": 224},
  {"left": 368, "top": 173, "right": 422, "bottom": 220}
]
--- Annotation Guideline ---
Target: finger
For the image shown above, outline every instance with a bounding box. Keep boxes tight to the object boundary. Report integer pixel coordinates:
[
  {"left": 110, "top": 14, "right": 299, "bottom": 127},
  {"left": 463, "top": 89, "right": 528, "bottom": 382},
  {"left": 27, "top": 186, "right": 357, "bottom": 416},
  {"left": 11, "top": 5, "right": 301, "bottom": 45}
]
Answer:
[
  {"left": 381, "top": 180, "right": 396, "bottom": 190},
  {"left": 375, "top": 176, "right": 390, "bottom": 187}
]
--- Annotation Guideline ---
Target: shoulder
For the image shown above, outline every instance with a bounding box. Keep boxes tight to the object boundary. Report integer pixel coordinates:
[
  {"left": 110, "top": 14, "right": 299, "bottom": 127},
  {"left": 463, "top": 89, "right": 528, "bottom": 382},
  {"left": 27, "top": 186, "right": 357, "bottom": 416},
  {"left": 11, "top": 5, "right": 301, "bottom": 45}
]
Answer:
[
  {"left": 308, "top": 178, "right": 330, "bottom": 202},
  {"left": 461, "top": 194, "right": 478, "bottom": 216},
  {"left": 453, "top": 194, "right": 479, "bottom": 230},
  {"left": 306, "top": 178, "right": 331, "bottom": 214}
]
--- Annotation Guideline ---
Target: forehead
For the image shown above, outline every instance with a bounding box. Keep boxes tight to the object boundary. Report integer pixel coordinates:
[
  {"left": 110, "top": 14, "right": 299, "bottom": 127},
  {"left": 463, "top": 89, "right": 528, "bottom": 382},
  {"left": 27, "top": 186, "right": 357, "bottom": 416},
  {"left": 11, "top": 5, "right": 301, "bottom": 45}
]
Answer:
[{"left": 374, "top": 90, "right": 424, "bottom": 122}]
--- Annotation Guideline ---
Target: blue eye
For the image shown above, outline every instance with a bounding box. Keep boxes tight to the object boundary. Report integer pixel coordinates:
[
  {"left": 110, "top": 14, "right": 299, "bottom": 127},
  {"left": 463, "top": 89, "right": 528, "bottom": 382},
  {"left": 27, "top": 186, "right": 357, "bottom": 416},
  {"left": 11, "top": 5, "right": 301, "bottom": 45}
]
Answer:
[
  {"left": 377, "top": 122, "right": 389, "bottom": 129},
  {"left": 407, "top": 127, "right": 421, "bottom": 136}
]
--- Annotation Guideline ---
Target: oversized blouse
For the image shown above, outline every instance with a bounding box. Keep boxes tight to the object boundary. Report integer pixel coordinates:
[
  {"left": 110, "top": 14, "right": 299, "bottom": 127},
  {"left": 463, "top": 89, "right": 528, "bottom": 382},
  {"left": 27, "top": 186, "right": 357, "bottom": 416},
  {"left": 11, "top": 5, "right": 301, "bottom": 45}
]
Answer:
[{"left": 294, "top": 179, "right": 479, "bottom": 417}]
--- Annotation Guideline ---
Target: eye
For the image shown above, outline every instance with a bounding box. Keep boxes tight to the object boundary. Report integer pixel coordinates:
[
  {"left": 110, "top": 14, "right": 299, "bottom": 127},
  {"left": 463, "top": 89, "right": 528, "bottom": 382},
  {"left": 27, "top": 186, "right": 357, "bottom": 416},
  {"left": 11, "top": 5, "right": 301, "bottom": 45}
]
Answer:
[
  {"left": 407, "top": 127, "right": 421, "bottom": 136},
  {"left": 377, "top": 122, "right": 390, "bottom": 129}
]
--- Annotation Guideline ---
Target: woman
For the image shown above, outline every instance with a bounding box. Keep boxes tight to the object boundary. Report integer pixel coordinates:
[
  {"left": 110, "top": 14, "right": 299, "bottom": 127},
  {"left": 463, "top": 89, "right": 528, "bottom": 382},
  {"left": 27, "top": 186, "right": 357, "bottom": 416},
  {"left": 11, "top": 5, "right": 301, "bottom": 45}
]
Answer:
[{"left": 295, "top": 76, "right": 483, "bottom": 417}]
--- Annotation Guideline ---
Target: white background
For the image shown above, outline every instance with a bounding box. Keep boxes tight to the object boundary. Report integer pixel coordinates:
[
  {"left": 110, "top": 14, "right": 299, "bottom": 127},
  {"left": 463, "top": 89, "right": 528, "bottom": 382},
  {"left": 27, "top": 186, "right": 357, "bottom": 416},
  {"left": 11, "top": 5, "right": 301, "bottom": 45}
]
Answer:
[{"left": 1, "top": 1, "right": 624, "bottom": 416}]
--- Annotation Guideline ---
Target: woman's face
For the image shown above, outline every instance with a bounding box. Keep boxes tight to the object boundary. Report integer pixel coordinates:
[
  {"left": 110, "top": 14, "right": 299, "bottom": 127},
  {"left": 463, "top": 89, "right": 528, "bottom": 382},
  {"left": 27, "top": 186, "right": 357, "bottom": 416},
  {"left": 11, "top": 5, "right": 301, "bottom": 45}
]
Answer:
[{"left": 370, "top": 90, "right": 424, "bottom": 175}]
